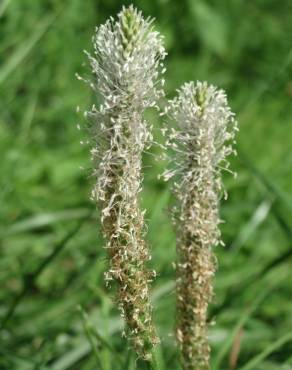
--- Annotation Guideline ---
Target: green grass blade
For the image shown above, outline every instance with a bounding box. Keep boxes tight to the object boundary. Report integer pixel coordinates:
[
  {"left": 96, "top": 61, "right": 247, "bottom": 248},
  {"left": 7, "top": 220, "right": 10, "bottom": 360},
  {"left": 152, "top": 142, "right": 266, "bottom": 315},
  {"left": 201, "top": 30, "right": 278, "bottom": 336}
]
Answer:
[
  {"left": 212, "top": 286, "right": 272, "bottom": 370},
  {"left": 238, "top": 149, "right": 292, "bottom": 210},
  {"left": 152, "top": 345, "right": 165, "bottom": 370},
  {"left": 78, "top": 306, "right": 106, "bottom": 370},
  {"left": 0, "top": 208, "right": 91, "bottom": 237},
  {"left": 0, "top": 15, "right": 56, "bottom": 85},
  {"left": 0, "top": 216, "right": 90, "bottom": 329},
  {"left": 51, "top": 316, "right": 123, "bottom": 370},
  {"left": 237, "top": 331, "right": 292, "bottom": 370},
  {"left": 122, "top": 350, "right": 135, "bottom": 370},
  {"left": 18, "top": 94, "right": 38, "bottom": 147},
  {"left": 239, "top": 47, "right": 292, "bottom": 117},
  {"left": 230, "top": 199, "right": 272, "bottom": 251},
  {"left": 0, "top": 0, "right": 11, "bottom": 17},
  {"left": 0, "top": 349, "right": 51, "bottom": 370},
  {"left": 51, "top": 342, "right": 91, "bottom": 370}
]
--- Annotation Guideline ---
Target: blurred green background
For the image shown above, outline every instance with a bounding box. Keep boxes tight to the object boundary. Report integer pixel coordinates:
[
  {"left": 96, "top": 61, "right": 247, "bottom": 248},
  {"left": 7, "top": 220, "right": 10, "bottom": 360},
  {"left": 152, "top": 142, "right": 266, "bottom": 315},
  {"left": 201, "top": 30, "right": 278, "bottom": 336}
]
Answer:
[{"left": 1, "top": 0, "right": 292, "bottom": 369}]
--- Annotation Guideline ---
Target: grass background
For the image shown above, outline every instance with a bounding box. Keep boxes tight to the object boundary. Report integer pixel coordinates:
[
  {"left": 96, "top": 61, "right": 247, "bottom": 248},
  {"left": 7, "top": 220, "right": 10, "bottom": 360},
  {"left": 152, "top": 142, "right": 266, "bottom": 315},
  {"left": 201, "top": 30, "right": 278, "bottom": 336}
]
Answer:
[{"left": 1, "top": 0, "right": 292, "bottom": 369}]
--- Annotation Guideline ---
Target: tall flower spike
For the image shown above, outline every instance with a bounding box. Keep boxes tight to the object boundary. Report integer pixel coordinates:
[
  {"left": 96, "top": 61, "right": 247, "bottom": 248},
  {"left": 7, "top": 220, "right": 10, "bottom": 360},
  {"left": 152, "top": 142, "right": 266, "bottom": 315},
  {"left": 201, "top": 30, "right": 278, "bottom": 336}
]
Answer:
[
  {"left": 163, "top": 81, "right": 237, "bottom": 370},
  {"left": 84, "top": 6, "right": 166, "bottom": 359}
]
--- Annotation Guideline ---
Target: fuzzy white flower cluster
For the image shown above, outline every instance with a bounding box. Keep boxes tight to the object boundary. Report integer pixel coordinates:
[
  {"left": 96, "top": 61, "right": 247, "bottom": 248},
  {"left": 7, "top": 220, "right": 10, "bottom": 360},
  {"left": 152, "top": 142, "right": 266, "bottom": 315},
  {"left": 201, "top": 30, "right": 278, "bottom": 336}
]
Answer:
[
  {"left": 86, "top": 5, "right": 166, "bottom": 115},
  {"left": 84, "top": 5, "right": 166, "bottom": 360},
  {"left": 163, "top": 81, "right": 237, "bottom": 191},
  {"left": 163, "top": 81, "right": 237, "bottom": 370}
]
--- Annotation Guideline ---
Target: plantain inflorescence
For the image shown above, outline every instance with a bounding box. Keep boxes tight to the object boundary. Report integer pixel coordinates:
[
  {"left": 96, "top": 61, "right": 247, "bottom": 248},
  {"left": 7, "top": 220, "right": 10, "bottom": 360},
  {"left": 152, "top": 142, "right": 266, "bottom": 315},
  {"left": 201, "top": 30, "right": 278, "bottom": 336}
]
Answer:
[
  {"left": 162, "top": 81, "right": 237, "bottom": 370},
  {"left": 84, "top": 5, "right": 166, "bottom": 360}
]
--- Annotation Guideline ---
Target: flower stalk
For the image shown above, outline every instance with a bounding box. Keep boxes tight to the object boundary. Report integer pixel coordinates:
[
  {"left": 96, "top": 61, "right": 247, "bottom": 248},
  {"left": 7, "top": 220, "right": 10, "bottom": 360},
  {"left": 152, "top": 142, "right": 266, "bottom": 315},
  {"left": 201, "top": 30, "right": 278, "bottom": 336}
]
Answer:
[
  {"left": 163, "top": 81, "right": 237, "bottom": 370},
  {"left": 84, "top": 5, "right": 166, "bottom": 360}
]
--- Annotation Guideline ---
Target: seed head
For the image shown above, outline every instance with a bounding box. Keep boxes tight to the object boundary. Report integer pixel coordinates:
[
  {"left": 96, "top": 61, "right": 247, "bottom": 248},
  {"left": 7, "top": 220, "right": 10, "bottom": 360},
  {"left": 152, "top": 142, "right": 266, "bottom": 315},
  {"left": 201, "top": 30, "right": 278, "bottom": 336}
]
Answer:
[
  {"left": 83, "top": 6, "right": 166, "bottom": 359},
  {"left": 163, "top": 81, "right": 237, "bottom": 370}
]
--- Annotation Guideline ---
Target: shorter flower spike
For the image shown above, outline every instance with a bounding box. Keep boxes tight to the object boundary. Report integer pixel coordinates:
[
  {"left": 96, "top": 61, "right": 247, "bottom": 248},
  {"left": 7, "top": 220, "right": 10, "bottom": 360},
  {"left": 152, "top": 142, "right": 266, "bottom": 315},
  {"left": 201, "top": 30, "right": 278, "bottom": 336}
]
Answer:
[{"left": 163, "top": 81, "right": 237, "bottom": 370}]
